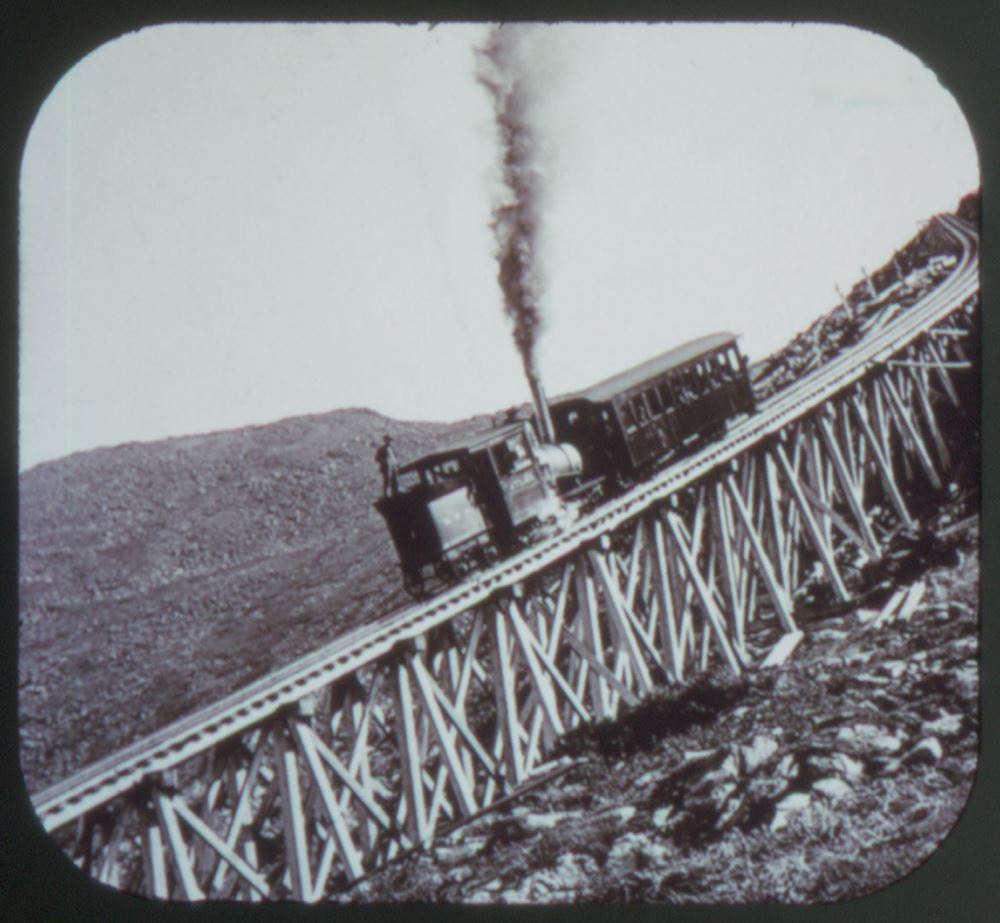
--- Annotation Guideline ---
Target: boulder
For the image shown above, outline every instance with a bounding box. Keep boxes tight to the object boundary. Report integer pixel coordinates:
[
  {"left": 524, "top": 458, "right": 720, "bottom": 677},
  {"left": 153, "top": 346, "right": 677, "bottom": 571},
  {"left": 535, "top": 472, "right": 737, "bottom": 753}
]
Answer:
[
  {"left": 813, "top": 777, "right": 852, "bottom": 802},
  {"left": 689, "top": 754, "right": 739, "bottom": 799},
  {"left": 534, "top": 853, "right": 600, "bottom": 899},
  {"left": 522, "top": 811, "right": 574, "bottom": 832},
  {"left": 652, "top": 806, "right": 675, "bottom": 829},
  {"left": 740, "top": 735, "right": 780, "bottom": 774},
  {"left": 715, "top": 794, "right": 746, "bottom": 830},
  {"left": 639, "top": 840, "right": 673, "bottom": 867},
  {"left": 606, "top": 832, "right": 649, "bottom": 874},
  {"left": 922, "top": 713, "right": 963, "bottom": 737},
  {"left": 836, "top": 724, "right": 904, "bottom": 754},
  {"left": 597, "top": 805, "right": 637, "bottom": 826},
  {"left": 770, "top": 793, "right": 812, "bottom": 832},
  {"left": 904, "top": 737, "right": 944, "bottom": 766}
]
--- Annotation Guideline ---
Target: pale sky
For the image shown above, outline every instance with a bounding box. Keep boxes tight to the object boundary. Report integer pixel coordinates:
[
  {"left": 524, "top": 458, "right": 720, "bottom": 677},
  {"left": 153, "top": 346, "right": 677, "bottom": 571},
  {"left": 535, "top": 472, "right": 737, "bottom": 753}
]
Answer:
[{"left": 18, "top": 22, "right": 979, "bottom": 471}]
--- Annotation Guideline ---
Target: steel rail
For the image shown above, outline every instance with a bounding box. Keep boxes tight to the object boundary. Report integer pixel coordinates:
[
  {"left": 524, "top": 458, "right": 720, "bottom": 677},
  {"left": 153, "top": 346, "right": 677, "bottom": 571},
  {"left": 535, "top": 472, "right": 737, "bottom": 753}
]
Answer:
[{"left": 32, "top": 214, "right": 978, "bottom": 832}]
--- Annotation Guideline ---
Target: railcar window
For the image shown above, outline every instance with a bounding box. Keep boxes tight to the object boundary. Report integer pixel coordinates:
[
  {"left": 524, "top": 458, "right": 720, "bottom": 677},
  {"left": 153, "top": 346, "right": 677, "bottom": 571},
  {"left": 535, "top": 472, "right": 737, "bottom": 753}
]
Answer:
[
  {"left": 647, "top": 387, "right": 663, "bottom": 415},
  {"left": 657, "top": 382, "right": 673, "bottom": 410},
  {"left": 676, "top": 371, "right": 688, "bottom": 402},
  {"left": 692, "top": 365, "right": 704, "bottom": 395},
  {"left": 621, "top": 402, "right": 637, "bottom": 431}
]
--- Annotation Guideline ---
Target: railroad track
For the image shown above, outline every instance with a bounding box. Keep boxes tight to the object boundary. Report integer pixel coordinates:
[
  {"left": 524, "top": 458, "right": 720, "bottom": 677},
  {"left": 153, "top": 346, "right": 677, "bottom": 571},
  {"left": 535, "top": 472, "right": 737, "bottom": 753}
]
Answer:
[{"left": 32, "top": 213, "right": 978, "bottom": 834}]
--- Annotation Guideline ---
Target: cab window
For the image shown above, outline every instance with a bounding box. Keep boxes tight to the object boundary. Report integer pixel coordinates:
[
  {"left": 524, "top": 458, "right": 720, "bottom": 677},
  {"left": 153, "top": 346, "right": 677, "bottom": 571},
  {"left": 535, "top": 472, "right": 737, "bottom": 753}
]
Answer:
[{"left": 493, "top": 434, "right": 531, "bottom": 475}]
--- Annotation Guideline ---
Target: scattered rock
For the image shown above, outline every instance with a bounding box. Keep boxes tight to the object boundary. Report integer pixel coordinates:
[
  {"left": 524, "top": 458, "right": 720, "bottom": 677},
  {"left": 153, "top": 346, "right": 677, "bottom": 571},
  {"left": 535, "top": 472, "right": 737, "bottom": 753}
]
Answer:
[
  {"left": 770, "top": 793, "right": 812, "bottom": 831},
  {"left": 715, "top": 794, "right": 746, "bottom": 830},
  {"left": 606, "top": 832, "right": 648, "bottom": 874},
  {"left": 922, "top": 713, "right": 963, "bottom": 737},
  {"left": 953, "top": 663, "right": 979, "bottom": 697},
  {"left": 433, "top": 840, "right": 485, "bottom": 864},
  {"left": 740, "top": 735, "right": 779, "bottom": 774},
  {"left": 679, "top": 747, "right": 725, "bottom": 768},
  {"left": 652, "top": 807, "right": 675, "bottom": 829},
  {"left": 597, "top": 805, "right": 637, "bottom": 826},
  {"left": 775, "top": 753, "right": 799, "bottom": 780},
  {"left": 836, "top": 724, "right": 904, "bottom": 754},
  {"left": 745, "top": 771, "right": 791, "bottom": 804},
  {"left": 639, "top": 840, "right": 673, "bottom": 867},
  {"left": 905, "top": 737, "right": 944, "bottom": 766},
  {"left": 523, "top": 811, "right": 573, "bottom": 832},
  {"left": 466, "top": 877, "right": 503, "bottom": 903},
  {"left": 772, "top": 671, "right": 799, "bottom": 694},
  {"left": 841, "top": 648, "right": 875, "bottom": 668},
  {"left": 880, "top": 660, "right": 908, "bottom": 679},
  {"left": 831, "top": 752, "right": 864, "bottom": 781},
  {"left": 813, "top": 777, "right": 852, "bottom": 802},
  {"left": 525, "top": 853, "right": 599, "bottom": 901},
  {"left": 689, "top": 754, "right": 739, "bottom": 797},
  {"left": 633, "top": 769, "right": 661, "bottom": 790},
  {"left": 702, "top": 781, "right": 740, "bottom": 813},
  {"left": 856, "top": 673, "right": 891, "bottom": 686}
]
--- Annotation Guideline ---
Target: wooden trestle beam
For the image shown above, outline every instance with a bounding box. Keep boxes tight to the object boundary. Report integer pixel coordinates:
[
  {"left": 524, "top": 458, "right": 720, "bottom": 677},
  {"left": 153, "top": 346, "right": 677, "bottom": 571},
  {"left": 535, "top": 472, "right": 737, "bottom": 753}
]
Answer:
[{"left": 38, "top": 293, "right": 976, "bottom": 901}]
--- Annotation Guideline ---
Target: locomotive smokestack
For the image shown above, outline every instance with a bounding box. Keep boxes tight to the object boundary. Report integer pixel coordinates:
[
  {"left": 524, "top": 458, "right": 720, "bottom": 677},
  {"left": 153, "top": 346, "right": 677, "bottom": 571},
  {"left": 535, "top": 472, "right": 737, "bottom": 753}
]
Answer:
[{"left": 525, "top": 358, "right": 556, "bottom": 443}]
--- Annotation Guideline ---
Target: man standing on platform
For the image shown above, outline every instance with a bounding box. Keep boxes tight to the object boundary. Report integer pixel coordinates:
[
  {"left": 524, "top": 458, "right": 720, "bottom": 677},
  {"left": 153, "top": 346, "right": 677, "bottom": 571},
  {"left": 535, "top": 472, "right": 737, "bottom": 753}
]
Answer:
[{"left": 375, "top": 434, "right": 399, "bottom": 496}]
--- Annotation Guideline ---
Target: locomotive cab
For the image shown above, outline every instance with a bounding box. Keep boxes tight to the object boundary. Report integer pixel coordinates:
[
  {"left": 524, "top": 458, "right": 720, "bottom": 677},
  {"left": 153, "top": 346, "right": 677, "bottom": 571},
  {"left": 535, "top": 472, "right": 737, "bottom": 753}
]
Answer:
[{"left": 375, "top": 421, "right": 575, "bottom": 594}]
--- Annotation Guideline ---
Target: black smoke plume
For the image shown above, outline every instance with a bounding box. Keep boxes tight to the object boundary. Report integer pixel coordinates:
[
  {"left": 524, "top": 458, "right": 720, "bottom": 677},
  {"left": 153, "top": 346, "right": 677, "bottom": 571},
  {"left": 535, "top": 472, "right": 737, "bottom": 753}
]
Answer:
[{"left": 477, "top": 25, "right": 555, "bottom": 441}]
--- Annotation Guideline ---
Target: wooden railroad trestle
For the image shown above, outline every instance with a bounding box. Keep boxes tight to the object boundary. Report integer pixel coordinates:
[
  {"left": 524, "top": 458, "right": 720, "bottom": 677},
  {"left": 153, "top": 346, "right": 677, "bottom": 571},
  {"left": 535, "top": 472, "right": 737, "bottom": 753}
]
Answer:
[{"left": 32, "top": 218, "right": 979, "bottom": 901}]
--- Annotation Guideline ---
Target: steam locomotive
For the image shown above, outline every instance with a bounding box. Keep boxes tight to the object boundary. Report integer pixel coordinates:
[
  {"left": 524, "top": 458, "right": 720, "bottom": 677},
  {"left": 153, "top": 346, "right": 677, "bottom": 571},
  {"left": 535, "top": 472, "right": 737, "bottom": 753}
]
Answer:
[{"left": 376, "top": 332, "right": 755, "bottom": 594}]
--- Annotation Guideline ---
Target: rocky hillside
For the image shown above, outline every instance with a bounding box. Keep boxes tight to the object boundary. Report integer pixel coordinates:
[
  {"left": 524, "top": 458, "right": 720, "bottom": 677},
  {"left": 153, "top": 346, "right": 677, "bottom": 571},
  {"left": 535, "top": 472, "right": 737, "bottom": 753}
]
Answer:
[
  {"left": 18, "top": 184, "right": 980, "bottom": 850},
  {"left": 18, "top": 409, "right": 494, "bottom": 788}
]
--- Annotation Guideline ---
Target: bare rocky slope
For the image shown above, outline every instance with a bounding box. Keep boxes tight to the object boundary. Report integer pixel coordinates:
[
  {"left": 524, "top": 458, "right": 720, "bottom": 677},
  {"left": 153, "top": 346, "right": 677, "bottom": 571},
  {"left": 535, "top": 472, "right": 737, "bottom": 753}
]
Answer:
[
  {"left": 18, "top": 193, "right": 980, "bottom": 902},
  {"left": 336, "top": 507, "right": 979, "bottom": 903},
  {"left": 18, "top": 409, "right": 497, "bottom": 788}
]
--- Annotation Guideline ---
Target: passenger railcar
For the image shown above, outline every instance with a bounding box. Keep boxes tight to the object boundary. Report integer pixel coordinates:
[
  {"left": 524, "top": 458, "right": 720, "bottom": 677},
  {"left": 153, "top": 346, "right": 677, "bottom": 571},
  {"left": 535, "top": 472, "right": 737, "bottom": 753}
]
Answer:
[{"left": 548, "top": 332, "right": 755, "bottom": 492}]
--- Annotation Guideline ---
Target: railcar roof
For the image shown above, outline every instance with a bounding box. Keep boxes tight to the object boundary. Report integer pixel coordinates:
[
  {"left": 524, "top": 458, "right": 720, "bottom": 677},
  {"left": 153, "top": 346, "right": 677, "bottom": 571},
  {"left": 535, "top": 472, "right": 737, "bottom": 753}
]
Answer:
[
  {"left": 400, "top": 421, "right": 528, "bottom": 473},
  {"left": 557, "top": 332, "right": 740, "bottom": 404}
]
